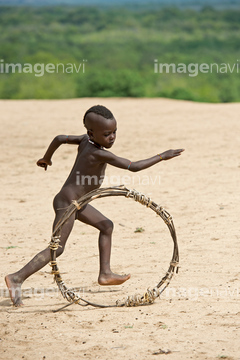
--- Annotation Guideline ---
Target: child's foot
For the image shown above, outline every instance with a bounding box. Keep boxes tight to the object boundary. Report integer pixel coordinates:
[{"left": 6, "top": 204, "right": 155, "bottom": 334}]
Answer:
[
  {"left": 5, "top": 274, "right": 23, "bottom": 307},
  {"left": 98, "top": 272, "right": 131, "bottom": 286}
]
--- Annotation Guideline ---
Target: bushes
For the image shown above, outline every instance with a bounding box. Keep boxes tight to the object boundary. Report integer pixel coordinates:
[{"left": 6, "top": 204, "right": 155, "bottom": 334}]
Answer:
[
  {"left": 0, "top": 5, "right": 239, "bottom": 102},
  {"left": 76, "top": 69, "right": 145, "bottom": 97}
]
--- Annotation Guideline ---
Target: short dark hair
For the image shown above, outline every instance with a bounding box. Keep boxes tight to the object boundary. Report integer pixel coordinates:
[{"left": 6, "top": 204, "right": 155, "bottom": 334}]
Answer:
[{"left": 83, "top": 105, "right": 114, "bottom": 125}]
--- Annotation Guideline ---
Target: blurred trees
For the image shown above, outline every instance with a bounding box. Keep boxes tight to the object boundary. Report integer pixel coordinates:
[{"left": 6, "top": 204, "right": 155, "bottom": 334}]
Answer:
[{"left": 0, "top": 5, "right": 239, "bottom": 102}]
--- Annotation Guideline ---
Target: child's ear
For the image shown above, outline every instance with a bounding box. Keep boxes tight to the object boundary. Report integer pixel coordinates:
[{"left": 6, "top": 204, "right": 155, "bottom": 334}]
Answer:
[{"left": 87, "top": 130, "right": 93, "bottom": 139}]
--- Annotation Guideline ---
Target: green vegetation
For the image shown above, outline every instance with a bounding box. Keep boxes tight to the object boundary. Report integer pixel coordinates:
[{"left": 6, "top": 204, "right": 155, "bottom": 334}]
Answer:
[
  {"left": 134, "top": 227, "right": 145, "bottom": 233},
  {"left": 0, "top": 5, "right": 239, "bottom": 102}
]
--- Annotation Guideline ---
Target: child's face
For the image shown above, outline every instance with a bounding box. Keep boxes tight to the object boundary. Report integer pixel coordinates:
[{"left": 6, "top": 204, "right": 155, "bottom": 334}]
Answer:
[{"left": 88, "top": 115, "right": 117, "bottom": 149}]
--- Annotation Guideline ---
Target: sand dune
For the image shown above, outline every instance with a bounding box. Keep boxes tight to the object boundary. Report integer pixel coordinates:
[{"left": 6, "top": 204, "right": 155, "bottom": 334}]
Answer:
[{"left": 0, "top": 98, "right": 239, "bottom": 360}]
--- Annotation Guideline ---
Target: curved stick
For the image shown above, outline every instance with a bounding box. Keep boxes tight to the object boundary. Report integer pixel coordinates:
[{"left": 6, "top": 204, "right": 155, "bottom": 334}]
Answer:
[{"left": 49, "top": 185, "right": 179, "bottom": 310}]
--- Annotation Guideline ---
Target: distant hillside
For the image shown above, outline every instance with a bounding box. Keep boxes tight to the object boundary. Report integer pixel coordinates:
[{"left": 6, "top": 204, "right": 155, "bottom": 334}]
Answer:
[
  {"left": 1, "top": 5, "right": 240, "bottom": 101},
  {"left": 1, "top": 0, "right": 240, "bottom": 9}
]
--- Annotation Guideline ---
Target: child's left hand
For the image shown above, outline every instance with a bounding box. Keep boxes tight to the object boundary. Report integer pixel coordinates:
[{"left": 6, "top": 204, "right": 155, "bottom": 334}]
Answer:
[{"left": 160, "top": 149, "right": 184, "bottom": 160}]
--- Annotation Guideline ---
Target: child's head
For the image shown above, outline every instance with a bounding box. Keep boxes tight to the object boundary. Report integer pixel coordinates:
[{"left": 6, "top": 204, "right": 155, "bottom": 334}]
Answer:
[
  {"left": 83, "top": 105, "right": 117, "bottom": 149},
  {"left": 83, "top": 105, "right": 114, "bottom": 125}
]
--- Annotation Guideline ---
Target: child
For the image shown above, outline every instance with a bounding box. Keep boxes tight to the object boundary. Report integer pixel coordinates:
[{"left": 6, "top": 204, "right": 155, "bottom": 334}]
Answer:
[{"left": 5, "top": 105, "right": 184, "bottom": 306}]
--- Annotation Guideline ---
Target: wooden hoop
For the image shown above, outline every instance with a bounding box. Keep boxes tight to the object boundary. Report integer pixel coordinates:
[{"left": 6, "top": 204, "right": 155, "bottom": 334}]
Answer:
[{"left": 49, "top": 185, "right": 179, "bottom": 312}]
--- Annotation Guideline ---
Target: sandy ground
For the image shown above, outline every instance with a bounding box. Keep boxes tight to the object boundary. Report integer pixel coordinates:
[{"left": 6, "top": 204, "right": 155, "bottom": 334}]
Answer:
[{"left": 0, "top": 98, "right": 239, "bottom": 360}]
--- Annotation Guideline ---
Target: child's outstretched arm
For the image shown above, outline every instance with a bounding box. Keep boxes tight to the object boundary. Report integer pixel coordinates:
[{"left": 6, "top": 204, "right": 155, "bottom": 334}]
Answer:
[
  {"left": 37, "top": 134, "right": 85, "bottom": 170},
  {"left": 97, "top": 148, "right": 184, "bottom": 172}
]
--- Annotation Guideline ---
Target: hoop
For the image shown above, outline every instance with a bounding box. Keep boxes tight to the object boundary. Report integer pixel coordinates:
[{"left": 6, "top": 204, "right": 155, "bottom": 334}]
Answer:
[{"left": 49, "top": 185, "right": 179, "bottom": 312}]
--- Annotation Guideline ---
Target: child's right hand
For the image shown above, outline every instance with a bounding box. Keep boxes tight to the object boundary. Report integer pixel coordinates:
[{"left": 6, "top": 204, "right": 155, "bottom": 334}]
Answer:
[
  {"left": 36, "top": 158, "right": 52, "bottom": 171},
  {"left": 161, "top": 149, "right": 185, "bottom": 160}
]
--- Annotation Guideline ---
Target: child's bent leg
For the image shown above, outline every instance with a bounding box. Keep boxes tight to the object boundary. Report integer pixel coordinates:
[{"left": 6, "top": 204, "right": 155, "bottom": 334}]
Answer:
[
  {"left": 76, "top": 204, "right": 130, "bottom": 286},
  {"left": 5, "top": 211, "right": 75, "bottom": 306}
]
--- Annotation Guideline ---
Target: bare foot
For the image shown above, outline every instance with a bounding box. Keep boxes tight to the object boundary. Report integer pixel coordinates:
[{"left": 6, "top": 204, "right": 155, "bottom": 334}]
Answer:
[
  {"left": 98, "top": 272, "right": 131, "bottom": 286},
  {"left": 5, "top": 274, "right": 23, "bottom": 307}
]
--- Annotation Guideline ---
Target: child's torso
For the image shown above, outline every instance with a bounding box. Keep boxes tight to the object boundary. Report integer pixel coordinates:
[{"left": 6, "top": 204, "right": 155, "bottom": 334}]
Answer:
[{"left": 61, "top": 135, "right": 107, "bottom": 199}]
